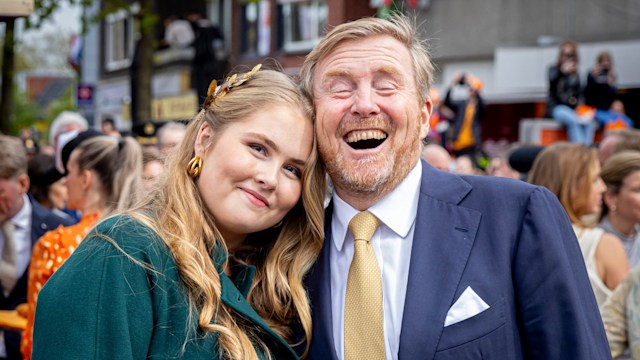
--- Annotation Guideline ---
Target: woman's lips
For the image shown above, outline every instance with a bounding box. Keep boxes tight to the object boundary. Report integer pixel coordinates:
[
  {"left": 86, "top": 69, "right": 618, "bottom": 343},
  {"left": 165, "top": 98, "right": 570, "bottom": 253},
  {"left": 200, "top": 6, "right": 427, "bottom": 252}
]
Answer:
[{"left": 242, "top": 188, "right": 269, "bottom": 207}]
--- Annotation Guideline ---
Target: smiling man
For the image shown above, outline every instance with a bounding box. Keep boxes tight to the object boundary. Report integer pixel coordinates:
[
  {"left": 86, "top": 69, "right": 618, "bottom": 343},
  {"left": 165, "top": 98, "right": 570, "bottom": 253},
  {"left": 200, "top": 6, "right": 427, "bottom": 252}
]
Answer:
[{"left": 300, "top": 15, "right": 611, "bottom": 360}]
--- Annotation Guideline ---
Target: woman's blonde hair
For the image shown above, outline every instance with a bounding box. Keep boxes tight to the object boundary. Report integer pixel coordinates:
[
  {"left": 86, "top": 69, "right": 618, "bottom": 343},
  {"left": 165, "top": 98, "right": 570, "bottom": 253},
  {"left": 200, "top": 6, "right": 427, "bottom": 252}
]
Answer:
[
  {"left": 73, "top": 136, "right": 143, "bottom": 216},
  {"left": 300, "top": 13, "right": 434, "bottom": 104},
  {"left": 528, "top": 142, "right": 599, "bottom": 226},
  {"left": 127, "top": 68, "right": 325, "bottom": 359}
]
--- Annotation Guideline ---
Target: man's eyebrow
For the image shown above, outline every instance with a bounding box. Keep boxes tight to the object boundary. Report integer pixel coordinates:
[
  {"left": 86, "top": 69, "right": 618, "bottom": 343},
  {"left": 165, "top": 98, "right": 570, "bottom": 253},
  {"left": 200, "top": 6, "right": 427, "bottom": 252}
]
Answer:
[
  {"left": 322, "top": 68, "right": 352, "bottom": 81},
  {"left": 247, "top": 132, "right": 307, "bottom": 166},
  {"left": 323, "top": 66, "right": 403, "bottom": 80},
  {"left": 375, "top": 65, "right": 403, "bottom": 78}
]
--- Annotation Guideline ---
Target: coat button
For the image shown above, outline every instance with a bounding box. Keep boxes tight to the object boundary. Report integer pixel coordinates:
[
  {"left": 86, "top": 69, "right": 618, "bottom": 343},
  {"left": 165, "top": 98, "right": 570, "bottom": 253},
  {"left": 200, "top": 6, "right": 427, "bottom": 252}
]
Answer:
[{"left": 41, "top": 223, "right": 48, "bottom": 230}]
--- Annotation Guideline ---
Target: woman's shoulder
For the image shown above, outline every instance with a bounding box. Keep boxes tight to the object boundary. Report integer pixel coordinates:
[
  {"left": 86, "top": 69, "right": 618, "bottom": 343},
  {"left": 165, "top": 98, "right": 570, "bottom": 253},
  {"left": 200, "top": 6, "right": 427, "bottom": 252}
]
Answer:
[{"left": 86, "top": 214, "right": 170, "bottom": 261}]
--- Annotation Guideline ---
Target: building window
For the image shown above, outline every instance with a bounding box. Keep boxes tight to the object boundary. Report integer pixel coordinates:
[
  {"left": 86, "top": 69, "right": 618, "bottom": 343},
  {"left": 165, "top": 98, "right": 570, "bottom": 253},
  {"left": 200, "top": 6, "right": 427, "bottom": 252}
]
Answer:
[
  {"left": 105, "top": 8, "right": 136, "bottom": 71},
  {"left": 280, "top": 0, "right": 327, "bottom": 52},
  {"left": 240, "top": 0, "right": 271, "bottom": 57}
]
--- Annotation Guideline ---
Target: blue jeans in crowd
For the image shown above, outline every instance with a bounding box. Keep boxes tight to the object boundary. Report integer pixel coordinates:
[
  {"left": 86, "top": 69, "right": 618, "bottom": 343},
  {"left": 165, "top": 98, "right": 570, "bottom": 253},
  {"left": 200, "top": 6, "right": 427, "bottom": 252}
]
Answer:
[{"left": 552, "top": 105, "right": 596, "bottom": 146}]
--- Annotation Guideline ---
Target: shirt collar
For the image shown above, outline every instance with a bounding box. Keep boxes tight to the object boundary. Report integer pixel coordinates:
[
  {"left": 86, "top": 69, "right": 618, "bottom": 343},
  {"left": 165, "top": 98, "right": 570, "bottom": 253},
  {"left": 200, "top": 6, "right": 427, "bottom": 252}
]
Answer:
[
  {"left": 11, "top": 193, "right": 31, "bottom": 231},
  {"left": 332, "top": 160, "right": 422, "bottom": 252}
]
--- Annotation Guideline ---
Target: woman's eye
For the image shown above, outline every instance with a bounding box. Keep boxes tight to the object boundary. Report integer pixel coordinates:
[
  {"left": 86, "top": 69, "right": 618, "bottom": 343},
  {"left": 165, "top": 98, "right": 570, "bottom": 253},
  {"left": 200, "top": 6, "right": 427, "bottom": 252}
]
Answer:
[
  {"left": 250, "top": 143, "right": 267, "bottom": 155},
  {"left": 284, "top": 164, "right": 302, "bottom": 178}
]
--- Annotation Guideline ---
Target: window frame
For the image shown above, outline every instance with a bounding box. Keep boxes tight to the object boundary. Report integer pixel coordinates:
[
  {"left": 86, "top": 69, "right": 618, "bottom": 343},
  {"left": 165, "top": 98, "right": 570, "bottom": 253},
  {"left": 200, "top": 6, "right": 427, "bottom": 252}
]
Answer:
[
  {"left": 279, "top": 0, "right": 327, "bottom": 53},
  {"left": 104, "top": 7, "right": 136, "bottom": 72}
]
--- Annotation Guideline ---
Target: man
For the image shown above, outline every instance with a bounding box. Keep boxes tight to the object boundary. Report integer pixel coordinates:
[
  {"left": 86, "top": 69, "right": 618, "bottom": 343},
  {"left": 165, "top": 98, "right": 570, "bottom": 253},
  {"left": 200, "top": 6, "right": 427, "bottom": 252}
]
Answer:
[
  {"left": 162, "top": 15, "right": 195, "bottom": 49},
  {"left": 598, "top": 128, "right": 640, "bottom": 164},
  {"left": 300, "top": 15, "right": 610, "bottom": 359},
  {"left": 0, "top": 136, "right": 73, "bottom": 359},
  {"left": 100, "top": 117, "right": 121, "bottom": 138},
  {"left": 420, "top": 143, "right": 451, "bottom": 172},
  {"left": 443, "top": 72, "right": 486, "bottom": 168},
  {"left": 186, "top": 11, "right": 225, "bottom": 104},
  {"left": 48, "top": 111, "right": 88, "bottom": 152},
  {"left": 157, "top": 121, "right": 187, "bottom": 159}
]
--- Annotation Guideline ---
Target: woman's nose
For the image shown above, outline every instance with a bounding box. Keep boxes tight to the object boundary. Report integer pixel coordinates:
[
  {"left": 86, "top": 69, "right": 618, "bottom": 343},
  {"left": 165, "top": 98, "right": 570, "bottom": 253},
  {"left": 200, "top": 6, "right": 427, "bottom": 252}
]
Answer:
[{"left": 255, "top": 163, "right": 278, "bottom": 190}]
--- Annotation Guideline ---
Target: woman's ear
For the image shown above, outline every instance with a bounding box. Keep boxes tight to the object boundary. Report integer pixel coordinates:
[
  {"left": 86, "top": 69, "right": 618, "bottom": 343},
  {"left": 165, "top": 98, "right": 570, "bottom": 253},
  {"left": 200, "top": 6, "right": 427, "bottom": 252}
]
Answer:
[
  {"left": 194, "top": 122, "right": 213, "bottom": 157},
  {"left": 81, "top": 169, "right": 93, "bottom": 191},
  {"left": 603, "top": 191, "right": 617, "bottom": 211}
]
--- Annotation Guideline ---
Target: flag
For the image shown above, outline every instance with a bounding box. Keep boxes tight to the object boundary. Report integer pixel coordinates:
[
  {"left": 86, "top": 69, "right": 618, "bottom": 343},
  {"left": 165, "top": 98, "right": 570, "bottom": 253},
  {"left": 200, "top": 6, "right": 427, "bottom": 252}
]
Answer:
[{"left": 68, "top": 34, "right": 82, "bottom": 73}]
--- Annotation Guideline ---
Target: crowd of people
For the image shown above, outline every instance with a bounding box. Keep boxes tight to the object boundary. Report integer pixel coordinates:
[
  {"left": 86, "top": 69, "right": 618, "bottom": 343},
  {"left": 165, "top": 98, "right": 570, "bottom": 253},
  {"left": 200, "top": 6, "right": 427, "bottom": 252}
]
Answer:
[{"left": 1, "top": 13, "right": 639, "bottom": 360}]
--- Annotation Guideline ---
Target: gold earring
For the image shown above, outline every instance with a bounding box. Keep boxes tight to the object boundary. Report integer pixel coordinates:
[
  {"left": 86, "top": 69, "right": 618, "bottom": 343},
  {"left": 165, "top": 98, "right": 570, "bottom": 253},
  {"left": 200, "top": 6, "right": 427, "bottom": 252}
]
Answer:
[{"left": 187, "top": 156, "right": 203, "bottom": 178}]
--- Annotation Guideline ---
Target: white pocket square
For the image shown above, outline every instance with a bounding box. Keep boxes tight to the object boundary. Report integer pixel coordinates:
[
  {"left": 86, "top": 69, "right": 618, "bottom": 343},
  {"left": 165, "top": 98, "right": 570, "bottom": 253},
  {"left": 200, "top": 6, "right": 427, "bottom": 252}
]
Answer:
[{"left": 444, "top": 286, "right": 490, "bottom": 327}]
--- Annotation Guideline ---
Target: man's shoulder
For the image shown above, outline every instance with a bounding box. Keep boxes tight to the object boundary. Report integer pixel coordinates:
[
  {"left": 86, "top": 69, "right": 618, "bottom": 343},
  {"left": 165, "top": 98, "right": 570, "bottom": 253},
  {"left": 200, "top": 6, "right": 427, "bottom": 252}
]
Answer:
[
  {"left": 30, "top": 197, "right": 75, "bottom": 229},
  {"left": 422, "top": 165, "right": 538, "bottom": 204}
]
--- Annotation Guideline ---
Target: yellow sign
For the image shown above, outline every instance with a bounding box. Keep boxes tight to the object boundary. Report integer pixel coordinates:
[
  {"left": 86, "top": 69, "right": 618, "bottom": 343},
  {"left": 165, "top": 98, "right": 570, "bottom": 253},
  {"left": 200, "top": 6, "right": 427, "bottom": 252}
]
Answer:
[{"left": 152, "top": 93, "right": 199, "bottom": 121}]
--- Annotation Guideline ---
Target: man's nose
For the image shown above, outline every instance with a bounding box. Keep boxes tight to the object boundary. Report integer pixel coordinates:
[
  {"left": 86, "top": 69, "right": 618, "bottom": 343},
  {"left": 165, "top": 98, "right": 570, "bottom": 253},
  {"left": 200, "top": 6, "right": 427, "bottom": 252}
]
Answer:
[{"left": 351, "top": 86, "right": 380, "bottom": 117}]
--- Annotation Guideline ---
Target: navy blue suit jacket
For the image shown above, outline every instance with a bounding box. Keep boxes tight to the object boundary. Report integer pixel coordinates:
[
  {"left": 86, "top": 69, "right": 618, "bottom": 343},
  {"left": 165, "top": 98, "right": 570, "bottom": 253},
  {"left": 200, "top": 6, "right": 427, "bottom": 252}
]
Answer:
[
  {"left": 306, "top": 161, "right": 611, "bottom": 359},
  {"left": 1, "top": 196, "right": 74, "bottom": 359}
]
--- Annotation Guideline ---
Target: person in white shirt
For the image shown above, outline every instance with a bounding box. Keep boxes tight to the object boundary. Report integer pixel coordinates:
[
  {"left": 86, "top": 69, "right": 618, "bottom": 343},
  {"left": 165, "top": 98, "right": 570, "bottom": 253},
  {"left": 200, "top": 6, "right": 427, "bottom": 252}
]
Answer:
[{"left": 163, "top": 15, "right": 195, "bottom": 49}]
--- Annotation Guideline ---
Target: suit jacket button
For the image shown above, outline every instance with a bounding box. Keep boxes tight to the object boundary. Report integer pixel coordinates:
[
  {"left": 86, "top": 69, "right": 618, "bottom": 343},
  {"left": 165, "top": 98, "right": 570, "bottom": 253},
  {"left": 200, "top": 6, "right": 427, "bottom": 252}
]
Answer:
[{"left": 41, "top": 223, "right": 48, "bottom": 230}]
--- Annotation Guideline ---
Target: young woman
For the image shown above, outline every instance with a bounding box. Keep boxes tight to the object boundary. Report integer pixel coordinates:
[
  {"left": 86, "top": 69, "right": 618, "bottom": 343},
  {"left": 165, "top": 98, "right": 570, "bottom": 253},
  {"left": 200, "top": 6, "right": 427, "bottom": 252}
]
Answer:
[
  {"left": 22, "top": 135, "right": 143, "bottom": 358},
  {"left": 600, "top": 150, "right": 640, "bottom": 268},
  {"left": 528, "top": 142, "right": 628, "bottom": 307},
  {"left": 31, "top": 67, "right": 325, "bottom": 360}
]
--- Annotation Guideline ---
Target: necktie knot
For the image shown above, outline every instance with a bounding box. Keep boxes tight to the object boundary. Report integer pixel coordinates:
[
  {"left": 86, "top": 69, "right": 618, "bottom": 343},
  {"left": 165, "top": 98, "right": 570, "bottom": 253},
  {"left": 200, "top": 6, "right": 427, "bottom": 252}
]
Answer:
[{"left": 348, "top": 211, "right": 379, "bottom": 243}]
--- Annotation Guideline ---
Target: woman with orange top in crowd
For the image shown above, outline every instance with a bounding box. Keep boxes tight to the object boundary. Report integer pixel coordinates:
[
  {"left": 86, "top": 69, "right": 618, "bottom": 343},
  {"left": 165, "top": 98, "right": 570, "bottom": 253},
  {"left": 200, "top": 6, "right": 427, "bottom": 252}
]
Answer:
[{"left": 21, "top": 135, "right": 142, "bottom": 359}]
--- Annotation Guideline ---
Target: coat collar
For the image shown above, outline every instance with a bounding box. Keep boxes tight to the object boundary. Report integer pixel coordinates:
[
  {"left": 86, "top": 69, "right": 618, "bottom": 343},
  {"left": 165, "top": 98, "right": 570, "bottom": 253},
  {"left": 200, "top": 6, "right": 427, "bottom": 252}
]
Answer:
[{"left": 214, "top": 248, "right": 299, "bottom": 359}]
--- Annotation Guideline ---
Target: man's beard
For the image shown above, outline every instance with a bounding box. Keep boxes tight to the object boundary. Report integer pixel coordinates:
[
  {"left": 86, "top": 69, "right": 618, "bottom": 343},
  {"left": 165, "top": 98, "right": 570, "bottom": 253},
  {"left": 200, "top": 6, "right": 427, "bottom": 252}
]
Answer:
[{"left": 319, "top": 118, "right": 422, "bottom": 198}]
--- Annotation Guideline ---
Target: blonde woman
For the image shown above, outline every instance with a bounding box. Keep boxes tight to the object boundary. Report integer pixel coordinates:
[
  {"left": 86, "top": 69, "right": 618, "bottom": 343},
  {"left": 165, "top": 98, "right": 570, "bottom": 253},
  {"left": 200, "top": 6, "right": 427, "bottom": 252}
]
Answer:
[
  {"left": 31, "top": 67, "right": 325, "bottom": 360},
  {"left": 22, "top": 134, "right": 143, "bottom": 359},
  {"left": 528, "top": 142, "right": 628, "bottom": 307}
]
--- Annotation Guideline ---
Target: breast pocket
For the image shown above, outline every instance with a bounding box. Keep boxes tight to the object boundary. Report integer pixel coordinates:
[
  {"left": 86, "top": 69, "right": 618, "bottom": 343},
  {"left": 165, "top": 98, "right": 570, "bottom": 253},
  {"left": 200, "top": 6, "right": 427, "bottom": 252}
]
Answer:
[{"left": 435, "top": 296, "right": 507, "bottom": 359}]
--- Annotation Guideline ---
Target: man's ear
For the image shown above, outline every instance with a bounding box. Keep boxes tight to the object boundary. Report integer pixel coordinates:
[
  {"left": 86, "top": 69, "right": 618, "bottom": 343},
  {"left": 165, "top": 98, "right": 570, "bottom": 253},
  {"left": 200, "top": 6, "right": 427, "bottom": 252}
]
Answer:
[
  {"left": 194, "top": 122, "right": 213, "bottom": 157},
  {"left": 419, "top": 99, "right": 433, "bottom": 140},
  {"left": 17, "top": 174, "right": 30, "bottom": 194}
]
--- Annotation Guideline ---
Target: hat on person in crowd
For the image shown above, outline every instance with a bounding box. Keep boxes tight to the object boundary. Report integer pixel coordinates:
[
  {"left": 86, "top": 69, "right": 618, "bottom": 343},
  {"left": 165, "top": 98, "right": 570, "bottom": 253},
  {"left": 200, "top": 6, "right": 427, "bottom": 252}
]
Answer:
[{"left": 508, "top": 145, "right": 544, "bottom": 174}]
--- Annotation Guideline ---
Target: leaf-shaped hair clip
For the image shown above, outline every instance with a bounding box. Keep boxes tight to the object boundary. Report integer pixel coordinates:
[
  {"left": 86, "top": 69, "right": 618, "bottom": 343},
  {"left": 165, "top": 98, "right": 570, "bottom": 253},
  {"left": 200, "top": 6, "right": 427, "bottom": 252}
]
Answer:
[{"left": 203, "top": 64, "right": 263, "bottom": 109}]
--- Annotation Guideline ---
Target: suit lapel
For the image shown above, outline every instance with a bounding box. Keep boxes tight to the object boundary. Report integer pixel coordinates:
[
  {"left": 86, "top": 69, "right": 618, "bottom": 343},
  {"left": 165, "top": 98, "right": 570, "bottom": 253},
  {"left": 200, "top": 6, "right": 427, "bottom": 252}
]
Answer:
[
  {"left": 398, "top": 163, "right": 481, "bottom": 360},
  {"left": 307, "top": 204, "right": 338, "bottom": 360}
]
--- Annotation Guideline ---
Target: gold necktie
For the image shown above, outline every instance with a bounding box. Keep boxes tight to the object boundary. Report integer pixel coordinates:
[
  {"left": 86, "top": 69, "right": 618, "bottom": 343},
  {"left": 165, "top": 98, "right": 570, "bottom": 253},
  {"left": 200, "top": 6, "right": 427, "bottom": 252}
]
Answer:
[
  {"left": 344, "top": 211, "right": 385, "bottom": 360},
  {"left": 0, "top": 221, "right": 18, "bottom": 294}
]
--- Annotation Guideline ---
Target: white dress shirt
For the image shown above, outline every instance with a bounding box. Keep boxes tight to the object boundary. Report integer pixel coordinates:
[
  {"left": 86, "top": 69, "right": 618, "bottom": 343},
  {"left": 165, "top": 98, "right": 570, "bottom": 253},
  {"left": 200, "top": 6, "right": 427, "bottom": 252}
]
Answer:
[
  {"left": 331, "top": 161, "right": 422, "bottom": 360},
  {"left": 0, "top": 193, "right": 32, "bottom": 297},
  {"left": 0, "top": 194, "right": 31, "bottom": 358}
]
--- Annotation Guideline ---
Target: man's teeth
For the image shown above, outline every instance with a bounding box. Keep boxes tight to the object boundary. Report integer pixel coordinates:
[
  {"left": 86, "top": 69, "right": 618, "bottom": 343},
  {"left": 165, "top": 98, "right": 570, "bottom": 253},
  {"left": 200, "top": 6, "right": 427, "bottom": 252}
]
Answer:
[{"left": 346, "top": 130, "right": 387, "bottom": 143}]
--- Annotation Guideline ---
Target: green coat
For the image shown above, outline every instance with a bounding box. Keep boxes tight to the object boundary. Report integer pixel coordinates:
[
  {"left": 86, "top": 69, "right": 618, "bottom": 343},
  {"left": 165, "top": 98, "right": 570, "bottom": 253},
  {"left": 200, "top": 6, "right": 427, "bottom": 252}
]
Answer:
[{"left": 32, "top": 216, "right": 299, "bottom": 360}]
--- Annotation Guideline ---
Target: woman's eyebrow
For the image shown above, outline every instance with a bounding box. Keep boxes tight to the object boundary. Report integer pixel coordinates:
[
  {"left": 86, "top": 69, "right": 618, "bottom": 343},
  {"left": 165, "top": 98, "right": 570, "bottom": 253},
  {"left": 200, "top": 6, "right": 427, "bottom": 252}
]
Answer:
[{"left": 247, "top": 132, "right": 307, "bottom": 166}]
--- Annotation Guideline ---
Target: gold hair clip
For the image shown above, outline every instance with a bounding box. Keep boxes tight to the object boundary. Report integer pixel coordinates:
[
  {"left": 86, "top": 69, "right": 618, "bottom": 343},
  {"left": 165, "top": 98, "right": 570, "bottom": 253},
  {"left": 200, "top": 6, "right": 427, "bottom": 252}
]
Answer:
[{"left": 203, "top": 64, "right": 262, "bottom": 109}]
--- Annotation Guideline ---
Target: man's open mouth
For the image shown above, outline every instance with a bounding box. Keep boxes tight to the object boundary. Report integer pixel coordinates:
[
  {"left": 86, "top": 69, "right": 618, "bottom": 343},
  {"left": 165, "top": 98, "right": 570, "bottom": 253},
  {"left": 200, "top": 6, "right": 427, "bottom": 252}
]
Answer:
[{"left": 345, "top": 130, "right": 388, "bottom": 150}]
